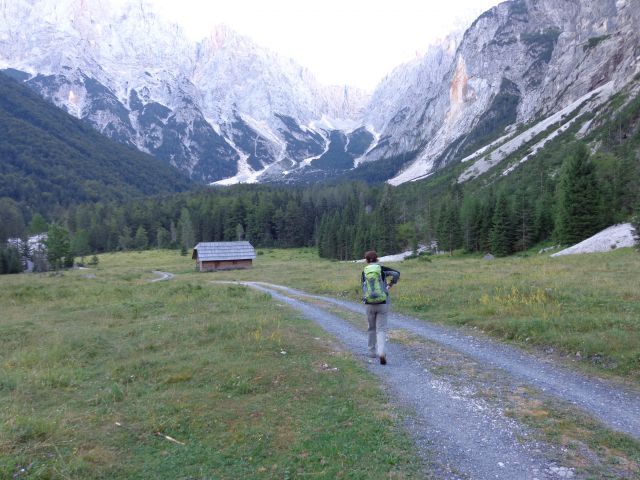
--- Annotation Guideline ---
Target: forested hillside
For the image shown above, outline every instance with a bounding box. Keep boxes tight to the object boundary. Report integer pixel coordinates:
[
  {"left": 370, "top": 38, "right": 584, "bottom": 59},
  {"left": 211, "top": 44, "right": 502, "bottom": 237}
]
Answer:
[
  {"left": 2, "top": 76, "right": 639, "bottom": 262},
  {"left": 52, "top": 183, "right": 396, "bottom": 257},
  {"left": 47, "top": 80, "right": 638, "bottom": 261},
  {"left": 394, "top": 82, "right": 640, "bottom": 256},
  {"left": 0, "top": 72, "right": 193, "bottom": 235}
]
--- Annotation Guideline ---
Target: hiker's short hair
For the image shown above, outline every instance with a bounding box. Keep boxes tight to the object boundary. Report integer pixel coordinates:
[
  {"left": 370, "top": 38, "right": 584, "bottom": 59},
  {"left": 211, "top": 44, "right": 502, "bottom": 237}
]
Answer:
[{"left": 364, "top": 250, "right": 378, "bottom": 263}]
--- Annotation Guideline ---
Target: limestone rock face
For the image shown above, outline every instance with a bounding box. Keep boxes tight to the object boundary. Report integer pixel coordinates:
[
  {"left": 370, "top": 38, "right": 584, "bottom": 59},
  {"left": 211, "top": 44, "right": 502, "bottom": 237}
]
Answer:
[
  {"left": 0, "top": 0, "right": 371, "bottom": 183},
  {"left": 1, "top": 0, "right": 638, "bottom": 185},
  {"left": 377, "top": 0, "right": 640, "bottom": 184}
]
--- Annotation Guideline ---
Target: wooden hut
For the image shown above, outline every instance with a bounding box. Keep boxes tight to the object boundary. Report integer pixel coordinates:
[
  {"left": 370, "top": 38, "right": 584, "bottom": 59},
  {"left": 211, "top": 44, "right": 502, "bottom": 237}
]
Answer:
[{"left": 192, "top": 241, "right": 256, "bottom": 272}]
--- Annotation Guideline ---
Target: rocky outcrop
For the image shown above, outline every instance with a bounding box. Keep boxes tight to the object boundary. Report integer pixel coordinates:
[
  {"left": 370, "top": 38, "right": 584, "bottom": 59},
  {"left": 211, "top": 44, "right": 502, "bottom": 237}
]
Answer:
[
  {"left": 1, "top": 0, "right": 638, "bottom": 185},
  {"left": 379, "top": 0, "right": 640, "bottom": 185},
  {"left": 0, "top": 0, "right": 371, "bottom": 183}
]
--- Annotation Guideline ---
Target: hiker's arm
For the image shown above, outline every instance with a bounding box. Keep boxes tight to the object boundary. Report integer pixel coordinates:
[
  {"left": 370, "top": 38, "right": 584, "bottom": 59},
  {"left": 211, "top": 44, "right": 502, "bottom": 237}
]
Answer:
[{"left": 381, "top": 266, "right": 400, "bottom": 285}]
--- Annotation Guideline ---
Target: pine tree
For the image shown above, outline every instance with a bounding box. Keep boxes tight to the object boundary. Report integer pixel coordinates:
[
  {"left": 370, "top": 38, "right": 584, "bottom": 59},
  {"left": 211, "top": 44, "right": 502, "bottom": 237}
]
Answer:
[
  {"left": 156, "top": 226, "right": 170, "bottom": 249},
  {"left": 490, "top": 193, "right": 513, "bottom": 257},
  {"left": 28, "top": 213, "right": 48, "bottom": 235},
  {"left": 317, "top": 216, "right": 328, "bottom": 258},
  {"left": 461, "top": 198, "right": 483, "bottom": 252},
  {"left": 118, "top": 226, "right": 132, "bottom": 251},
  {"left": 0, "top": 246, "right": 23, "bottom": 275},
  {"left": 0, "top": 246, "right": 23, "bottom": 274},
  {"left": 45, "top": 223, "right": 72, "bottom": 270},
  {"left": 0, "top": 198, "right": 25, "bottom": 242},
  {"left": 478, "top": 191, "right": 495, "bottom": 253},
  {"left": 224, "top": 199, "right": 246, "bottom": 241},
  {"left": 71, "top": 229, "right": 91, "bottom": 262},
  {"left": 134, "top": 226, "right": 149, "bottom": 250},
  {"left": 513, "top": 190, "right": 534, "bottom": 252},
  {"left": 353, "top": 213, "right": 371, "bottom": 259},
  {"left": 375, "top": 186, "right": 398, "bottom": 255},
  {"left": 282, "top": 200, "right": 305, "bottom": 247},
  {"left": 533, "top": 191, "right": 554, "bottom": 243},
  {"left": 436, "top": 202, "right": 462, "bottom": 254},
  {"left": 554, "top": 143, "right": 602, "bottom": 245},
  {"left": 178, "top": 208, "right": 195, "bottom": 250}
]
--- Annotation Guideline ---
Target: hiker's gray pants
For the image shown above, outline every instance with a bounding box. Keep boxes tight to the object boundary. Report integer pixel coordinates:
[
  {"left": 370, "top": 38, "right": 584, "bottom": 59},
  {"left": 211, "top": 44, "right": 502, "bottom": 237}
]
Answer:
[{"left": 366, "top": 302, "right": 388, "bottom": 355}]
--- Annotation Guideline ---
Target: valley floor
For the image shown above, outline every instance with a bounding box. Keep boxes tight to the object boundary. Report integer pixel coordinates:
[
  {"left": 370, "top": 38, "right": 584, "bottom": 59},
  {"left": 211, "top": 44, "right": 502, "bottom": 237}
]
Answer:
[{"left": 2, "top": 249, "right": 639, "bottom": 479}]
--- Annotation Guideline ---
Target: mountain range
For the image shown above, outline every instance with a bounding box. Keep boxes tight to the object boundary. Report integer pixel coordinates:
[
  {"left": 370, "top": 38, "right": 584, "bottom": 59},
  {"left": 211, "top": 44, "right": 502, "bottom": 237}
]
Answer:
[
  {"left": 1, "top": 0, "right": 639, "bottom": 186},
  {"left": 0, "top": 71, "right": 191, "bottom": 217}
]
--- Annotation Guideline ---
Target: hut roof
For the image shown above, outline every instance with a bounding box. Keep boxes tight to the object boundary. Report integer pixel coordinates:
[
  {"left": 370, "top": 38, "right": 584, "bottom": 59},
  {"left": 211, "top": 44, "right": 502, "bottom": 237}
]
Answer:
[{"left": 192, "top": 241, "right": 256, "bottom": 261}]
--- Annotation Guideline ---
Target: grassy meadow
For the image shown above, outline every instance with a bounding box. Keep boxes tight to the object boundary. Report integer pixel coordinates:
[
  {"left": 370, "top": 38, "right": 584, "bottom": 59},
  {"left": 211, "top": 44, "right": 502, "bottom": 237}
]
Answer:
[
  {"left": 0, "top": 252, "right": 421, "bottom": 479},
  {"left": 2, "top": 246, "right": 639, "bottom": 478}
]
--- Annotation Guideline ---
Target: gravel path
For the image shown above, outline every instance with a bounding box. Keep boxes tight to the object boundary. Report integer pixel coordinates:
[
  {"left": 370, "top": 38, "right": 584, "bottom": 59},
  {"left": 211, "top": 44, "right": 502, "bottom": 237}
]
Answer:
[
  {"left": 150, "top": 271, "right": 174, "bottom": 282},
  {"left": 252, "top": 282, "right": 640, "bottom": 440},
  {"left": 238, "top": 281, "right": 640, "bottom": 479}
]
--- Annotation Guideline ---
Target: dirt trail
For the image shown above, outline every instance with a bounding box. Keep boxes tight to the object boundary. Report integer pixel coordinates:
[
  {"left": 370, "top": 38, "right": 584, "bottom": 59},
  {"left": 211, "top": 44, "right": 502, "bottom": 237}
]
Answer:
[
  {"left": 150, "top": 271, "right": 174, "bottom": 282},
  {"left": 239, "top": 281, "right": 640, "bottom": 480}
]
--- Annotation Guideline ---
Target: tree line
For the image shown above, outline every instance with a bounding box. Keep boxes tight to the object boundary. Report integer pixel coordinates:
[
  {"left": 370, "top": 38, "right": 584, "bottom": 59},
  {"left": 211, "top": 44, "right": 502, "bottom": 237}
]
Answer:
[
  {"left": 1, "top": 183, "right": 405, "bottom": 269},
  {"left": 1, "top": 136, "right": 637, "bottom": 276},
  {"left": 431, "top": 142, "right": 636, "bottom": 256},
  {"left": 2, "top": 94, "right": 640, "bottom": 277}
]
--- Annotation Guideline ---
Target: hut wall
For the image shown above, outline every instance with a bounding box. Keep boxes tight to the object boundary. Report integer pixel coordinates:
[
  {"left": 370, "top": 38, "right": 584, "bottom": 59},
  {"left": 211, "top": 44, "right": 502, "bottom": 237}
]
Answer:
[{"left": 198, "top": 259, "right": 253, "bottom": 272}]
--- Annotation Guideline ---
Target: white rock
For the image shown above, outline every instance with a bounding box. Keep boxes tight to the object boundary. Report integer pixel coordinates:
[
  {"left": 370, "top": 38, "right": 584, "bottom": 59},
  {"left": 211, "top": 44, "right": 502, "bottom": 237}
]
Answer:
[{"left": 551, "top": 224, "right": 637, "bottom": 257}]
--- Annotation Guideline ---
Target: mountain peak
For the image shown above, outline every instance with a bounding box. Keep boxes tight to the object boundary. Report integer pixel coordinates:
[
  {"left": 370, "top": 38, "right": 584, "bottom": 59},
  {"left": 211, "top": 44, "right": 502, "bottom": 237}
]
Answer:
[
  {"left": 203, "top": 24, "right": 236, "bottom": 51},
  {"left": 2, "top": 0, "right": 638, "bottom": 187}
]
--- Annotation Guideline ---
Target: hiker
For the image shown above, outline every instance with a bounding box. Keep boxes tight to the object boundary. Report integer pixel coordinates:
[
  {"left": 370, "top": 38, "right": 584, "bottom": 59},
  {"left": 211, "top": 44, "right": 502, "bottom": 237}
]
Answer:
[{"left": 362, "top": 250, "right": 400, "bottom": 365}]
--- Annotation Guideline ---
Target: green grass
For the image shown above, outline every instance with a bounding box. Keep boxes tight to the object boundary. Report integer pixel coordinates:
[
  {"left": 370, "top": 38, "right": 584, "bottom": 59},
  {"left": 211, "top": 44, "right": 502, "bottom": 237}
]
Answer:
[
  {"left": 0, "top": 252, "right": 423, "bottom": 479},
  {"left": 216, "top": 247, "right": 640, "bottom": 383},
  {"left": 3, "top": 247, "right": 639, "bottom": 477}
]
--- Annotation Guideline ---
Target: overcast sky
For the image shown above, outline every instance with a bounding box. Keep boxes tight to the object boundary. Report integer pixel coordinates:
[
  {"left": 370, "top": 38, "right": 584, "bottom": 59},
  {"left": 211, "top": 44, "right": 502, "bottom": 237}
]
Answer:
[{"left": 143, "top": 0, "right": 504, "bottom": 91}]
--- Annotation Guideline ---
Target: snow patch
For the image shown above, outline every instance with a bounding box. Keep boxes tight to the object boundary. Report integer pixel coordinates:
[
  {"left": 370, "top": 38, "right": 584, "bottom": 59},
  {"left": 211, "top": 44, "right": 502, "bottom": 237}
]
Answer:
[
  {"left": 355, "top": 246, "right": 428, "bottom": 263},
  {"left": 551, "top": 223, "right": 636, "bottom": 257},
  {"left": 309, "top": 114, "right": 361, "bottom": 132}
]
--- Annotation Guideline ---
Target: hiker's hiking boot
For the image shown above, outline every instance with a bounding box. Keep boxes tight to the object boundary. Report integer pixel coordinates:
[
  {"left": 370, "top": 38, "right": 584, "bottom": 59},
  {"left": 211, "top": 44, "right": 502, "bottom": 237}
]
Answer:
[{"left": 379, "top": 355, "right": 387, "bottom": 365}]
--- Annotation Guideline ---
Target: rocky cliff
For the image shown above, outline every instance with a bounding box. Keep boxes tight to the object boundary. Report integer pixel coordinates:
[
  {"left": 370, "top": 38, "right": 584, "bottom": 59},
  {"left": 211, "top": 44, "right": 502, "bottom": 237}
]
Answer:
[
  {"left": 374, "top": 0, "right": 640, "bottom": 185},
  {"left": 1, "top": 0, "right": 638, "bottom": 186},
  {"left": 0, "top": 0, "right": 372, "bottom": 183}
]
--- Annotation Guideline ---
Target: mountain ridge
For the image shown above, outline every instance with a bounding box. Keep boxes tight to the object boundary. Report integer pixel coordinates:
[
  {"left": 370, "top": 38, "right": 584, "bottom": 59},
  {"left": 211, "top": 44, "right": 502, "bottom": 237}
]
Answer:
[
  {"left": 0, "top": 0, "right": 373, "bottom": 183},
  {"left": 0, "top": 71, "right": 192, "bottom": 216},
  {"left": 1, "top": 0, "right": 639, "bottom": 187}
]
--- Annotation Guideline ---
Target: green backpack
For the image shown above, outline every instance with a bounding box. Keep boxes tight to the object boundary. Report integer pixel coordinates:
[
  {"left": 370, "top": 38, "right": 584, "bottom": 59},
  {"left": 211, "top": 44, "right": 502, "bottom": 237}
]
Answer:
[{"left": 363, "top": 264, "right": 387, "bottom": 304}]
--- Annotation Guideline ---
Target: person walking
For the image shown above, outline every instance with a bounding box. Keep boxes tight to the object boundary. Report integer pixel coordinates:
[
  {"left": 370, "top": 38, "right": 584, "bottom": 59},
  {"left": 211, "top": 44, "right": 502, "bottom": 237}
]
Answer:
[{"left": 361, "top": 250, "right": 400, "bottom": 365}]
